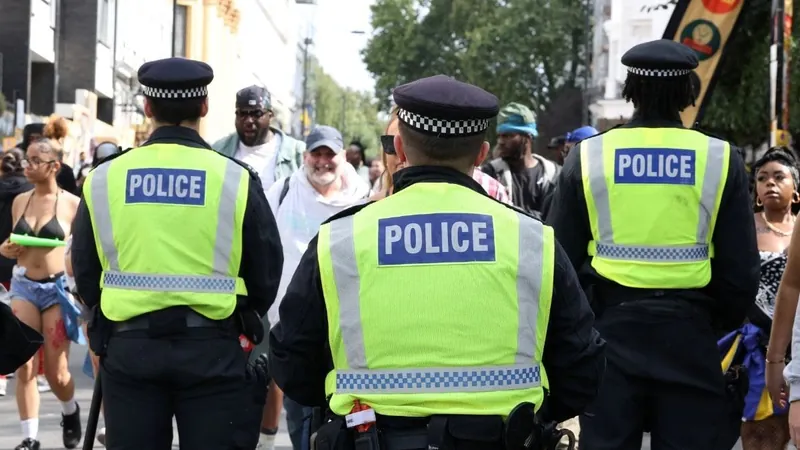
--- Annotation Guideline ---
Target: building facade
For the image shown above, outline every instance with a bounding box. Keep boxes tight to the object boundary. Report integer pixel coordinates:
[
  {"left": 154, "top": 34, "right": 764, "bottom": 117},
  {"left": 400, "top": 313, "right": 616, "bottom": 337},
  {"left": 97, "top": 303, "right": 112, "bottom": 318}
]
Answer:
[
  {"left": 173, "top": 0, "right": 240, "bottom": 142},
  {"left": 0, "top": 0, "right": 61, "bottom": 116},
  {"left": 589, "top": 0, "right": 673, "bottom": 127}
]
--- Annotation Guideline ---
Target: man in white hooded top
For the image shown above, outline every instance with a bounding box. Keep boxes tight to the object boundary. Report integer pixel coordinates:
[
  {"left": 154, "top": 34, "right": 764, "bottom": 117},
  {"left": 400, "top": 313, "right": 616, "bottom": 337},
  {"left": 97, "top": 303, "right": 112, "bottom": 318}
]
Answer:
[{"left": 257, "top": 125, "right": 370, "bottom": 450}]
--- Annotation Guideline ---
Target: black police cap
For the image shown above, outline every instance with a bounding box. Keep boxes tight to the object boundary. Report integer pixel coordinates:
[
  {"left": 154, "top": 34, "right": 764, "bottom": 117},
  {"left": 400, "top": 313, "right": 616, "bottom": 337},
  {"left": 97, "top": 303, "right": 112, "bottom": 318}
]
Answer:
[
  {"left": 138, "top": 57, "right": 214, "bottom": 99},
  {"left": 393, "top": 75, "right": 499, "bottom": 138},
  {"left": 236, "top": 85, "right": 272, "bottom": 110},
  {"left": 621, "top": 39, "right": 699, "bottom": 78}
]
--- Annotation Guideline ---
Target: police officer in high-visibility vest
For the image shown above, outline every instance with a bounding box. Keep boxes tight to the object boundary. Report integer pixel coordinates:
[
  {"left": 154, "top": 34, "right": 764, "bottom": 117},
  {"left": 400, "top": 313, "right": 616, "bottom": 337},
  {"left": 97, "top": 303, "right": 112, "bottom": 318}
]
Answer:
[
  {"left": 71, "top": 58, "right": 284, "bottom": 449},
  {"left": 546, "top": 39, "right": 760, "bottom": 450},
  {"left": 268, "top": 74, "right": 606, "bottom": 450}
]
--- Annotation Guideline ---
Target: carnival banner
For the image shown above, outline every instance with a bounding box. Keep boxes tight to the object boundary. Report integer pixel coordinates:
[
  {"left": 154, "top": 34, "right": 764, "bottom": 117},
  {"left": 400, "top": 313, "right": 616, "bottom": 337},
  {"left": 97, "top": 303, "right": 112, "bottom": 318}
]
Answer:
[{"left": 663, "top": 0, "right": 746, "bottom": 128}]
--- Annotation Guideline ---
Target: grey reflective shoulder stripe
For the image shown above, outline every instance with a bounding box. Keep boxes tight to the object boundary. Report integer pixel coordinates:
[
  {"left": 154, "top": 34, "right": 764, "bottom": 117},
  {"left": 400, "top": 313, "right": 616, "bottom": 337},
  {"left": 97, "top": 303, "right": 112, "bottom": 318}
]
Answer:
[
  {"left": 89, "top": 156, "right": 246, "bottom": 293},
  {"left": 585, "top": 133, "right": 725, "bottom": 262},
  {"left": 696, "top": 137, "right": 726, "bottom": 243},
  {"left": 328, "top": 215, "right": 368, "bottom": 369},
  {"left": 212, "top": 158, "right": 246, "bottom": 275},
  {"left": 90, "top": 160, "right": 119, "bottom": 270},
  {"left": 584, "top": 137, "right": 612, "bottom": 242},
  {"left": 326, "top": 210, "right": 547, "bottom": 393},
  {"left": 514, "top": 212, "right": 545, "bottom": 364},
  {"left": 336, "top": 364, "right": 542, "bottom": 394}
]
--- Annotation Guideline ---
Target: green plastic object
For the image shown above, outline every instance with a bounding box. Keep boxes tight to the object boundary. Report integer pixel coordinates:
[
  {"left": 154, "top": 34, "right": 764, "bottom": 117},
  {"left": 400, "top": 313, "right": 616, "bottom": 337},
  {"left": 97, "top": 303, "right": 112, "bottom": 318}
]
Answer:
[{"left": 10, "top": 234, "right": 66, "bottom": 248}]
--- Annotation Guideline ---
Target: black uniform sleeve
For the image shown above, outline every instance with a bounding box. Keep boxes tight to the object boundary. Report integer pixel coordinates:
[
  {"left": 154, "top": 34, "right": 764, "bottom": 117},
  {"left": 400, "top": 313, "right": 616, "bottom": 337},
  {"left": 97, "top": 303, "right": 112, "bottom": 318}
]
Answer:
[
  {"left": 541, "top": 240, "right": 606, "bottom": 423},
  {"left": 71, "top": 199, "right": 103, "bottom": 308},
  {"left": 543, "top": 148, "right": 591, "bottom": 269},
  {"left": 240, "top": 176, "right": 284, "bottom": 317},
  {"left": 268, "top": 235, "right": 330, "bottom": 407},
  {"left": 705, "top": 147, "right": 759, "bottom": 331}
]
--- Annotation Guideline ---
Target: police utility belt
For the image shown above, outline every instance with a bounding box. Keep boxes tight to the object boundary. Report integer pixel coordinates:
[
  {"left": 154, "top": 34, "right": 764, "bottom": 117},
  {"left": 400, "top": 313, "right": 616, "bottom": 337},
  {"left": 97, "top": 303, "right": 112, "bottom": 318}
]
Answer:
[
  {"left": 111, "top": 307, "right": 234, "bottom": 336},
  {"left": 310, "top": 402, "right": 575, "bottom": 450}
]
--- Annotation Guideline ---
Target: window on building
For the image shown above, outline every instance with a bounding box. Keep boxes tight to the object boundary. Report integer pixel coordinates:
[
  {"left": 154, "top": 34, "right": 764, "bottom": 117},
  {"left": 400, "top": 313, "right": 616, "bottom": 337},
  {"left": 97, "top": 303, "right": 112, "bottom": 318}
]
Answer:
[
  {"left": 173, "top": 5, "right": 188, "bottom": 58},
  {"left": 98, "top": 0, "right": 114, "bottom": 47}
]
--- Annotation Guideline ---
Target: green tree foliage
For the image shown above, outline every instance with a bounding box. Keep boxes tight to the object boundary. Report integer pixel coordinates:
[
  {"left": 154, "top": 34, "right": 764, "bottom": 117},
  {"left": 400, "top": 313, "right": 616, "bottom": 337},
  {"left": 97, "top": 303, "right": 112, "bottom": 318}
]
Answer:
[
  {"left": 362, "top": 0, "right": 590, "bottom": 152},
  {"left": 650, "top": 0, "right": 799, "bottom": 148},
  {"left": 310, "top": 58, "right": 385, "bottom": 159}
]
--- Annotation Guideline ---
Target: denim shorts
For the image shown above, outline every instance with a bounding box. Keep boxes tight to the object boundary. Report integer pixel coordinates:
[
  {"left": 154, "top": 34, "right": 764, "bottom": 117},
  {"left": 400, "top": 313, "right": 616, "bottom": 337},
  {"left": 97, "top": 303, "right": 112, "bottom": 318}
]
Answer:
[{"left": 9, "top": 265, "right": 66, "bottom": 311}]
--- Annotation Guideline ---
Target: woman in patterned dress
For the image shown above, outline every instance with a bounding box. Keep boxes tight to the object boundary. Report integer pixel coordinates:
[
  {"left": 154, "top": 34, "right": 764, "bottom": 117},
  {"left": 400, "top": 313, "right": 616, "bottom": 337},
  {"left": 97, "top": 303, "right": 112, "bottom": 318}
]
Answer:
[{"left": 736, "top": 147, "right": 798, "bottom": 449}]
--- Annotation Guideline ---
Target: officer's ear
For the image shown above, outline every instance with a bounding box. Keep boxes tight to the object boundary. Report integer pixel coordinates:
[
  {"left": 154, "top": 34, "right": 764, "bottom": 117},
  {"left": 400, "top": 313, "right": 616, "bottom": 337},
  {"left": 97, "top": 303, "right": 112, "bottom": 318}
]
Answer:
[
  {"left": 393, "top": 134, "right": 408, "bottom": 164},
  {"left": 474, "top": 141, "right": 490, "bottom": 167},
  {"left": 143, "top": 98, "right": 155, "bottom": 119},
  {"left": 199, "top": 98, "right": 209, "bottom": 118}
]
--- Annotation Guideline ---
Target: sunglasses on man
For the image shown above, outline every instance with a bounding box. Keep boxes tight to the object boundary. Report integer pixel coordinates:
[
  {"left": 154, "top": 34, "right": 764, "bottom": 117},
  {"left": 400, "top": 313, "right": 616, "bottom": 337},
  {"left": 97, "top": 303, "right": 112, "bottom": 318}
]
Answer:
[
  {"left": 235, "top": 109, "right": 267, "bottom": 119},
  {"left": 380, "top": 135, "right": 396, "bottom": 155}
]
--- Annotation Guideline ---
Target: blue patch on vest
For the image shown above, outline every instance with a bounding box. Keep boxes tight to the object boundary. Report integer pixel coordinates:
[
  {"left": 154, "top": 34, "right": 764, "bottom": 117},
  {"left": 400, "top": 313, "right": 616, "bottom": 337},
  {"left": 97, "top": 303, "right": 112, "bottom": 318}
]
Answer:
[
  {"left": 378, "top": 213, "right": 496, "bottom": 265},
  {"left": 614, "top": 148, "right": 696, "bottom": 185},
  {"left": 125, "top": 168, "right": 206, "bottom": 206}
]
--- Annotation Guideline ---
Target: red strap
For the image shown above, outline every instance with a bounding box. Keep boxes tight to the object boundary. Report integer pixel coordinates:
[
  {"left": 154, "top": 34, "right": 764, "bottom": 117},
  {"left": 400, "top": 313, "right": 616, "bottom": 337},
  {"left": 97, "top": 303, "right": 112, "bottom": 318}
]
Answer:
[{"left": 351, "top": 400, "right": 375, "bottom": 432}]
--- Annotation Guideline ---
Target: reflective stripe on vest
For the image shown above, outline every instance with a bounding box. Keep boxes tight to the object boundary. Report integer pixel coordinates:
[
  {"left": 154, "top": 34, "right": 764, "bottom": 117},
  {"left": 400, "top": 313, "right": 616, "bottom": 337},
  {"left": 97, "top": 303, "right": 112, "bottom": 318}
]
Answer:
[
  {"left": 89, "top": 157, "right": 245, "bottom": 293},
  {"left": 584, "top": 135, "right": 726, "bottom": 262},
  {"left": 325, "top": 213, "right": 545, "bottom": 394}
]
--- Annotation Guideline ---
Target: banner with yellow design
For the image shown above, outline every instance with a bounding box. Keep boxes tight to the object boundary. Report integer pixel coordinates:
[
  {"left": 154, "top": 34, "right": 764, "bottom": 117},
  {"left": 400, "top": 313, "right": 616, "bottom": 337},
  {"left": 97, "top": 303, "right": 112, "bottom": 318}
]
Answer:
[{"left": 663, "top": 0, "right": 746, "bottom": 128}]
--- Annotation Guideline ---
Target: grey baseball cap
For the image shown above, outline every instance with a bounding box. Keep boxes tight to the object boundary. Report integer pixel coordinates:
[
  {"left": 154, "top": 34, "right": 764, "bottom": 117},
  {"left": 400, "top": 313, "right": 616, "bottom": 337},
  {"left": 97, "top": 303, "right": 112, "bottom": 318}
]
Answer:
[
  {"left": 306, "top": 125, "right": 344, "bottom": 153},
  {"left": 236, "top": 85, "right": 271, "bottom": 110}
]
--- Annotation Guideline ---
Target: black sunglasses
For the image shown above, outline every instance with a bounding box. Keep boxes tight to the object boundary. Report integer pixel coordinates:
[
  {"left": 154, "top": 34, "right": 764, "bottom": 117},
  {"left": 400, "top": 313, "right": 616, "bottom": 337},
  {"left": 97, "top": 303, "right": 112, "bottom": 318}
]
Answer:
[
  {"left": 235, "top": 109, "right": 267, "bottom": 119},
  {"left": 380, "top": 135, "right": 396, "bottom": 155}
]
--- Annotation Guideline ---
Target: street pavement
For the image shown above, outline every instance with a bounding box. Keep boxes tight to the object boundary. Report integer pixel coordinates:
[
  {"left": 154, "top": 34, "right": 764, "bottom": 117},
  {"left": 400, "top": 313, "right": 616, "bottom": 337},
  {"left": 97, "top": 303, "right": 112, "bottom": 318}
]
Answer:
[
  {"left": 0, "top": 344, "right": 293, "bottom": 450},
  {"left": 0, "top": 344, "right": 746, "bottom": 450}
]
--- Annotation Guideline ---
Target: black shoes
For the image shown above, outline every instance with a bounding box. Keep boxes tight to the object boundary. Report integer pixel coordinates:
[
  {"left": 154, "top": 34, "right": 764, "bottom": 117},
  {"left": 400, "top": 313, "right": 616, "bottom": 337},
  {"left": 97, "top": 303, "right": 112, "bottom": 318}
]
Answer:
[
  {"left": 14, "top": 438, "right": 40, "bottom": 450},
  {"left": 61, "top": 403, "right": 83, "bottom": 449}
]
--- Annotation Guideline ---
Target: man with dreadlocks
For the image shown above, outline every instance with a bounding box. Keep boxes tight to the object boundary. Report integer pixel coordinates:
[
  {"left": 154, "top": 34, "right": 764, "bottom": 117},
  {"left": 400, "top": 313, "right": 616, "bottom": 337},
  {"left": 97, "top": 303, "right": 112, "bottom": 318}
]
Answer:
[{"left": 546, "top": 39, "right": 759, "bottom": 449}]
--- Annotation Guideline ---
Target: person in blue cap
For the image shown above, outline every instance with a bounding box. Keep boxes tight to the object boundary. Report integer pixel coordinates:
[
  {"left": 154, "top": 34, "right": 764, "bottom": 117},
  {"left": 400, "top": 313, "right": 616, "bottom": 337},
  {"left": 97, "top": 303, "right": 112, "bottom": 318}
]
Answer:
[
  {"left": 546, "top": 39, "right": 758, "bottom": 450},
  {"left": 481, "top": 102, "right": 560, "bottom": 219},
  {"left": 269, "top": 74, "right": 605, "bottom": 450},
  {"left": 564, "top": 126, "right": 598, "bottom": 153},
  {"left": 71, "top": 57, "right": 283, "bottom": 449}
]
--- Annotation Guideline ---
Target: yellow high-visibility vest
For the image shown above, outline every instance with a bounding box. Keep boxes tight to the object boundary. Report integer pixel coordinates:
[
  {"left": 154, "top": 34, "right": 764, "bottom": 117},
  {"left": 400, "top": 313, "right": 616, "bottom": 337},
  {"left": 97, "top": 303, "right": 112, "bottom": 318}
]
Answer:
[
  {"left": 318, "top": 181, "right": 555, "bottom": 417},
  {"left": 82, "top": 143, "right": 249, "bottom": 321},
  {"left": 580, "top": 127, "right": 730, "bottom": 288}
]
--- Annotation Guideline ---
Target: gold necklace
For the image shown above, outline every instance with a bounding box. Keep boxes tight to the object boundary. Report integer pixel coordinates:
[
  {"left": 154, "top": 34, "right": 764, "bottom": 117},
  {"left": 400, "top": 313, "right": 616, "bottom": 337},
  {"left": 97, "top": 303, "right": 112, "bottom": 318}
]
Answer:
[{"left": 761, "top": 211, "right": 795, "bottom": 237}]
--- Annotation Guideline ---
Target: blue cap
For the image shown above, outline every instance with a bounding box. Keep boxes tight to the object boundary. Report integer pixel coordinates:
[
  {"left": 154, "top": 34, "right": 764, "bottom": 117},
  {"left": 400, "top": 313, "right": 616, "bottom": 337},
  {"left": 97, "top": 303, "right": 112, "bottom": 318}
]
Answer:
[
  {"left": 566, "top": 126, "right": 598, "bottom": 143},
  {"left": 306, "top": 126, "right": 344, "bottom": 153}
]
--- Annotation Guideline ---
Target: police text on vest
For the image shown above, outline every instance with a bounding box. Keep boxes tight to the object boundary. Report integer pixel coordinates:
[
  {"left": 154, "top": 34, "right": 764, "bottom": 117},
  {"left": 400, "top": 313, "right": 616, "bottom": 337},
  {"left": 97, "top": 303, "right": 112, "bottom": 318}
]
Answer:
[
  {"left": 614, "top": 148, "right": 696, "bottom": 185},
  {"left": 378, "top": 213, "right": 496, "bottom": 265},
  {"left": 125, "top": 168, "right": 206, "bottom": 206}
]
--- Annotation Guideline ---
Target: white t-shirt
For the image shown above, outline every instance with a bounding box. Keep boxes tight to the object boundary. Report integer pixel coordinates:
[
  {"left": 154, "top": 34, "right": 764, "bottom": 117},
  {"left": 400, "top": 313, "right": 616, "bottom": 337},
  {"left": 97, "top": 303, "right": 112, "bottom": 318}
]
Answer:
[
  {"left": 233, "top": 136, "right": 279, "bottom": 191},
  {"left": 264, "top": 164, "right": 371, "bottom": 328}
]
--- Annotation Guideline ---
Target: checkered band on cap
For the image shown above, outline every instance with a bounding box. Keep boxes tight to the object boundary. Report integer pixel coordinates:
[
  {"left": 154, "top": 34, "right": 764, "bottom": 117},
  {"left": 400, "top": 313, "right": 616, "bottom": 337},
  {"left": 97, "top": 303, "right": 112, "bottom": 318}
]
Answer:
[
  {"left": 627, "top": 67, "right": 692, "bottom": 77},
  {"left": 141, "top": 85, "right": 208, "bottom": 99},
  {"left": 398, "top": 108, "right": 490, "bottom": 137}
]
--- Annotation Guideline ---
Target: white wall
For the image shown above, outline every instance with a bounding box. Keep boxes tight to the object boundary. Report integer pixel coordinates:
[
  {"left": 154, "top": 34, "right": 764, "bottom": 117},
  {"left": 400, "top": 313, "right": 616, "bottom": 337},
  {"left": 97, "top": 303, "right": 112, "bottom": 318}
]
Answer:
[
  {"left": 591, "top": 0, "right": 674, "bottom": 119},
  {"left": 237, "top": 0, "right": 298, "bottom": 130},
  {"left": 115, "top": 0, "right": 173, "bottom": 74}
]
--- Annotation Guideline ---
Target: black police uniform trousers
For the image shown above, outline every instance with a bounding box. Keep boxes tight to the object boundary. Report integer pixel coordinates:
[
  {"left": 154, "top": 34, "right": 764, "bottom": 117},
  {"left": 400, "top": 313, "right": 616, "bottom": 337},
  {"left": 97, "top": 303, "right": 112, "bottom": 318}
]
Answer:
[
  {"left": 100, "top": 311, "right": 261, "bottom": 450},
  {"left": 579, "top": 297, "right": 733, "bottom": 450}
]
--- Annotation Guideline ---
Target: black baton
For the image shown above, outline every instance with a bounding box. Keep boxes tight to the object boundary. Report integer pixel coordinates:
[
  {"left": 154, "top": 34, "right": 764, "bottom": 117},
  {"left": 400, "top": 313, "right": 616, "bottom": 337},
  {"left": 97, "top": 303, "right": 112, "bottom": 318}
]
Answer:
[{"left": 83, "top": 370, "right": 103, "bottom": 450}]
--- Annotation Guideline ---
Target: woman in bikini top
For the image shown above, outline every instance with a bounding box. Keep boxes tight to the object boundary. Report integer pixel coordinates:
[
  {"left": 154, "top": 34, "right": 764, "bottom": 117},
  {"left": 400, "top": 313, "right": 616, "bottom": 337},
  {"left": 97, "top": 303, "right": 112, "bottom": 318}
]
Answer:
[{"left": 0, "top": 137, "right": 81, "bottom": 450}]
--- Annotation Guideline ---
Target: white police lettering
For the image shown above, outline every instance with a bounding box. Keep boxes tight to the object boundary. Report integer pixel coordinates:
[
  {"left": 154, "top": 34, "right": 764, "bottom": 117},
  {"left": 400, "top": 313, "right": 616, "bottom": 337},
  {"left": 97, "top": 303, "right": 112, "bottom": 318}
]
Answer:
[
  {"left": 125, "top": 168, "right": 207, "bottom": 206},
  {"left": 378, "top": 213, "right": 496, "bottom": 265},
  {"left": 614, "top": 148, "right": 696, "bottom": 185}
]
